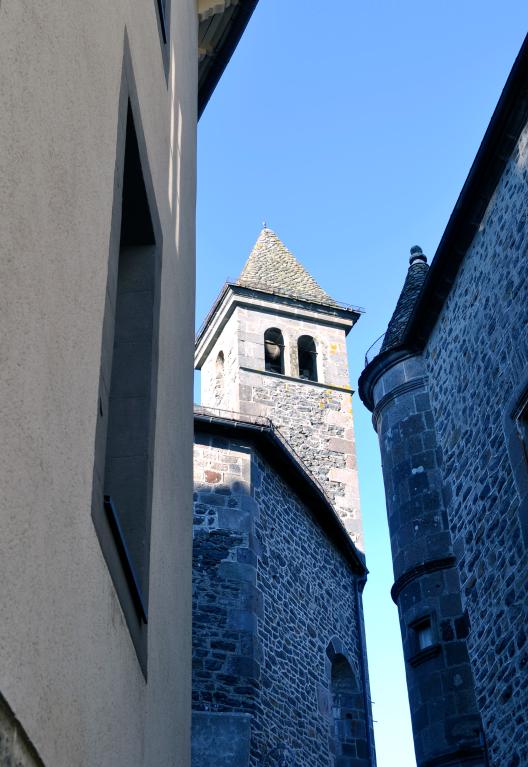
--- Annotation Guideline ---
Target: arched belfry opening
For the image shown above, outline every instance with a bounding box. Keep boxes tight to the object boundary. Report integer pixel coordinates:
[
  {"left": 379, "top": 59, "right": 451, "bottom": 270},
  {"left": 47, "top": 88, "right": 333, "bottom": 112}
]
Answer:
[
  {"left": 328, "top": 647, "right": 369, "bottom": 766},
  {"left": 264, "top": 328, "right": 284, "bottom": 374},
  {"left": 298, "top": 335, "right": 317, "bottom": 381},
  {"left": 214, "top": 351, "right": 224, "bottom": 404}
]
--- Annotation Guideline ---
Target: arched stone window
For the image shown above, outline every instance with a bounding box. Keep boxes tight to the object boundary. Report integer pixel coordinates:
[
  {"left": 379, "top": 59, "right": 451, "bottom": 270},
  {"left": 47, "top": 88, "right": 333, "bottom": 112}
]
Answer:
[
  {"left": 264, "top": 328, "right": 284, "bottom": 374},
  {"left": 214, "top": 351, "right": 224, "bottom": 404},
  {"left": 297, "top": 335, "right": 317, "bottom": 381},
  {"left": 327, "top": 641, "right": 369, "bottom": 766}
]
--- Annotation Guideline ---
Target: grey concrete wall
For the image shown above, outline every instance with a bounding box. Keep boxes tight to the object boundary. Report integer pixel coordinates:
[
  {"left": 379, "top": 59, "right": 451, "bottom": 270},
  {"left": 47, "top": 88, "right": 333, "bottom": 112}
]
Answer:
[
  {"left": 0, "top": 1, "right": 196, "bottom": 765},
  {"left": 424, "top": 119, "right": 528, "bottom": 766},
  {"left": 0, "top": 692, "right": 46, "bottom": 767},
  {"left": 192, "top": 434, "right": 374, "bottom": 767}
]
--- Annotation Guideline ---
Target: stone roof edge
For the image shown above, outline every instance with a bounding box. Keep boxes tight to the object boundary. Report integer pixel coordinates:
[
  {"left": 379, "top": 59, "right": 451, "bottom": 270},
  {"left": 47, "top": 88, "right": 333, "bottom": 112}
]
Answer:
[
  {"left": 198, "top": 0, "right": 259, "bottom": 119},
  {"left": 195, "top": 281, "right": 362, "bottom": 360},
  {"left": 230, "top": 282, "right": 363, "bottom": 320},
  {"left": 401, "top": 33, "right": 528, "bottom": 350},
  {"left": 358, "top": 348, "right": 420, "bottom": 413},
  {"left": 194, "top": 410, "right": 368, "bottom": 575},
  {"left": 195, "top": 282, "right": 232, "bottom": 354}
]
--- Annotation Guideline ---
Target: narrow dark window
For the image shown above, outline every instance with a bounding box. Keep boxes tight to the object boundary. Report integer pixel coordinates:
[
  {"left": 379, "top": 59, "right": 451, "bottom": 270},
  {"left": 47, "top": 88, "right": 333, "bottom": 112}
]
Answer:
[
  {"left": 264, "top": 328, "right": 284, "bottom": 374},
  {"left": 92, "top": 102, "right": 160, "bottom": 675},
  {"left": 408, "top": 615, "right": 440, "bottom": 667},
  {"left": 414, "top": 618, "right": 434, "bottom": 651},
  {"left": 515, "top": 399, "right": 528, "bottom": 462},
  {"left": 298, "top": 335, "right": 317, "bottom": 381}
]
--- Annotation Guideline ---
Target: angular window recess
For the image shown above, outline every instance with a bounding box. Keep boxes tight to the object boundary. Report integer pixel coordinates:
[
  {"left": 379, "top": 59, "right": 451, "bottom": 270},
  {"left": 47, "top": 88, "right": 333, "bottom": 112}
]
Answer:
[
  {"left": 298, "top": 335, "right": 317, "bottom": 382},
  {"left": 104, "top": 495, "right": 148, "bottom": 623},
  {"left": 154, "top": 0, "right": 170, "bottom": 79},
  {"left": 92, "top": 100, "right": 161, "bottom": 675},
  {"left": 157, "top": 0, "right": 168, "bottom": 43},
  {"left": 264, "top": 328, "right": 284, "bottom": 374}
]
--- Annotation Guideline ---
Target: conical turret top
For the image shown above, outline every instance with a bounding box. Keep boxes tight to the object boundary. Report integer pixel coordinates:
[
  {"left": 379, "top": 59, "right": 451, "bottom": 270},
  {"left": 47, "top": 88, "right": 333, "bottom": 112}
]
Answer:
[
  {"left": 237, "top": 227, "right": 339, "bottom": 307},
  {"left": 380, "top": 246, "right": 429, "bottom": 353}
]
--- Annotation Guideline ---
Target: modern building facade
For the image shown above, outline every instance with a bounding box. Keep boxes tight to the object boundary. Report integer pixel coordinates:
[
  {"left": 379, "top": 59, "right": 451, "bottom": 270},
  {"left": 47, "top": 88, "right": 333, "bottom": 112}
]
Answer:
[
  {"left": 0, "top": 2, "right": 257, "bottom": 766},
  {"left": 359, "top": 35, "right": 528, "bottom": 767},
  {"left": 192, "top": 230, "right": 376, "bottom": 766}
]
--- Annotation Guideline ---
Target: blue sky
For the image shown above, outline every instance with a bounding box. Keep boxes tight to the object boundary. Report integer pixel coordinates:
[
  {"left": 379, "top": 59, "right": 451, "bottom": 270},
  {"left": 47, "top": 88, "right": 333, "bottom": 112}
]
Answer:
[{"left": 195, "top": 5, "right": 527, "bottom": 764}]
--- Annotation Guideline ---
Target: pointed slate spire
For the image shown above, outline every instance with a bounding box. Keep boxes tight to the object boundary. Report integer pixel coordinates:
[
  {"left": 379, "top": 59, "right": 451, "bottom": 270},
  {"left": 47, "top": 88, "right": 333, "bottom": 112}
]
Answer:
[
  {"left": 237, "top": 227, "right": 339, "bottom": 307},
  {"left": 380, "top": 246, "right": 429, "bottom": 353}
]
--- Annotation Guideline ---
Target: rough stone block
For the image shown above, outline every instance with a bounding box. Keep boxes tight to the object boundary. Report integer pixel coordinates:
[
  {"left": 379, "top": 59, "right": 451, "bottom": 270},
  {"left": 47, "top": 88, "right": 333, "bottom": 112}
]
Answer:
[
  {"left": 218, "top": 561, "right": 256, "bottom": 585},
  {"left": 192, "top": 711, "right": 251, "bottom": 767}
]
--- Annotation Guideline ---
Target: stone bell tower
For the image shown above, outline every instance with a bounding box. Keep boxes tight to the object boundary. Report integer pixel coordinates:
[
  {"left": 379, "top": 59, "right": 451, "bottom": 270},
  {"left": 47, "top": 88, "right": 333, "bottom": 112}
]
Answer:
[{"left": 195, "top": 227, "right": 365, "bottom": 548}]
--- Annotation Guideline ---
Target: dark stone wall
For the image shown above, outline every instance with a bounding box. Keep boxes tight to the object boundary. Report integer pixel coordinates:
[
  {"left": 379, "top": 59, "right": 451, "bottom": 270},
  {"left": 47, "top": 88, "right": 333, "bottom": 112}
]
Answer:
[
  {"left": 238, "top": 372, "right": 363, "bottom": 547},
  {"left": 372, "top": 355, "right": 485, "bottom": 767},
  {"left": 251, "top": 449, "right": 374, "bottom": 767},
  {"left": 424, "top": 120, "right": 528, "bottom": 767},
  {"left": 192, "top": 434, "right": 259, "bottom": 717},
  {"left": 192, "top": 711, "right": 251, "bottom": 767},
  {"left": 192, "top": 431, "right": 375, "bottom": 767}
]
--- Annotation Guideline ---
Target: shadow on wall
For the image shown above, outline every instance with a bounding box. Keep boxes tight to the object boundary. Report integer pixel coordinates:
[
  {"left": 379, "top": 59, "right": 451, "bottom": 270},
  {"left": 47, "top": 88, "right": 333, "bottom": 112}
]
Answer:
[{"left": 192, "top": 438, "right": 371, "bottom": 766}]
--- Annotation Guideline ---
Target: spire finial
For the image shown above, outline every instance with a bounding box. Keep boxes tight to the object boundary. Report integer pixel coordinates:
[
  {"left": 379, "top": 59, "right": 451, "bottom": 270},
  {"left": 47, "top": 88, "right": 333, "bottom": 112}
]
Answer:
[
  {"left": 409, "top": 245, "right": 427, "bottom": 265},
  {"left": 262, "top": 220, "right": 268, "bottom": 230}
]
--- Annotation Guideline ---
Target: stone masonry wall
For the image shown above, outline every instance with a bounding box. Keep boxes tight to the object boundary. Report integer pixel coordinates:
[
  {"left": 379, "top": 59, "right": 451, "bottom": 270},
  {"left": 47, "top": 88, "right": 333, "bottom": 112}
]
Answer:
[
  {"left": 236, "top": 306, "right": 352, "bottom": 385},
  {"left": 251, "top": 448, "right": 373, "bottom": 767},
  {"left": 200, "top": 311, "right": 240, "bottom": 413},
  {"left": 240, "top": 372, "right": 361, "bottom": 547},
  {"left": 192, "top": 437, "right": 258, "bottom": 716},
  {"left": 235, "top": 306, "right": 363, "bottom": 548},
  {"left": 192, "top": 432, "right": 373, "bottom": 766},
  {"left": 424, "top": 120, "right": 528, "bottom": 766},
  {"left": 372, "top": 354, "right": 485, "bottom": 766}
]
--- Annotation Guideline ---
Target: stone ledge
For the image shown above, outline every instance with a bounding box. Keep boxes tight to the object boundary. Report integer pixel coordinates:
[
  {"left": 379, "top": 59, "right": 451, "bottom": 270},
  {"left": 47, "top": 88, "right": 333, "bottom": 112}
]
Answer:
[
  {"left": 391, "top": 557, "right": 457, "bottom": 603},
  {"left": 240, "top": 366, "right": 354, "bottom": 395}
]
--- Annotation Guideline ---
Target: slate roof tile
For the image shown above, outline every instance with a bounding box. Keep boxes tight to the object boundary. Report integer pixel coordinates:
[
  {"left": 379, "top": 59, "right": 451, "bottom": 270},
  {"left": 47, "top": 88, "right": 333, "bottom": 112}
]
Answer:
[
  {"left": 380, "top": 248, "right": 429, "bottom": 353},
  {"left": 237, "top": 228, "right": 339, "bottom": 307}
]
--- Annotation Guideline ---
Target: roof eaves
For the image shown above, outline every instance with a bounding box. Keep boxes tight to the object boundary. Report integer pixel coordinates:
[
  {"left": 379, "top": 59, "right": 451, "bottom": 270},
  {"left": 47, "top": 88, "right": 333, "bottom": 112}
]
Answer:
[
  {"left": 198, "top": 0, "right": 259, "bottom": 119},
  {"left": 195, "top": 281, "right": 363, "bottom": 359},
  {"left": 230, "top": 281, "right": 363, "bottom": 318}
]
